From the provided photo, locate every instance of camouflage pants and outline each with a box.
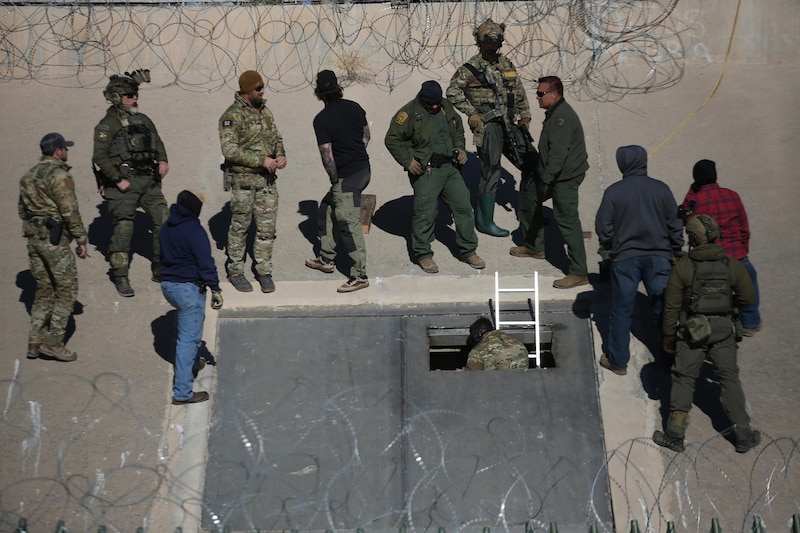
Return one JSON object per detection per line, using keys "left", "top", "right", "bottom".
{"left": 104, "top": 175, "right": 168, "bottom": 277}
{"left": 476, "top": 122, "right": 537, "bottom": 195}
{"left": 227, "top": 179, "right": 278, "bottom": 276}
{"left": 27, "top": 237, "right": 78, "bottom": 347}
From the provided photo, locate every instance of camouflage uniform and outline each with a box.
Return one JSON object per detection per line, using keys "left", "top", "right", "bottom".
{"left": 447, "top": 18, "right": 537, "bottom": 238}
{"left": 18, "top": 155, "right": 87, "bottom": 348}
{"left": 93, "top": 106, "right": 169, "bottom": 280}
{"left": 219, "top": 92, "right": 285, "bottom": 277}
{"left": 447, "top": 51, "right": 533, "bottom": 193}
{"left": 467, "top": 330, "right": 529, "bottom": 370}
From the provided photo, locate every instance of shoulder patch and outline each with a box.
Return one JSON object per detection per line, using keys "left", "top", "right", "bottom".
{"left": 555, "top": 117, "right": 566, "bottom": 127}
{"left": 96, "top": 130, "right": 108, "bottom": 141}
{"left": 395, "top": 111, "right": 408, "bottom": 125}
{"left": 222, "top": 119, "right": 233, "bottom": 128}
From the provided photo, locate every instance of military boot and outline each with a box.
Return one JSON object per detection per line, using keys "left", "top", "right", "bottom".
{"left": 114, "top": 276, "right": 135, "bottom": 298}
{"left": 653, "top": 411, "right": 688, "bottom": 452}
{"left": 26, "top": 342, "right": 41, "bottom": 360}
{"left": 39, "top": 344, "right": 77, "bottom": 362}
{"left": 151, "top": 262, "right": 162, "bottom": 283}
{"left": 475, "top": 194, "right": 509, "bottom": 237}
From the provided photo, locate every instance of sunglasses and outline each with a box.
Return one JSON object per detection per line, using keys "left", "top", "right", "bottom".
{"left": 123, "top": 92, "right": 138, "bottom": 98}
{"left": 254, "top": 85, "right": 265, "bottom": 92}
{"left": 536, "top": 90, "right": 553, "bottom": 98}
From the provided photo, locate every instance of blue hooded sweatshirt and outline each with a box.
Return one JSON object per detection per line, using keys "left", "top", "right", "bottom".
{"left": 594, "top": 145, "right": 684, "bottom": 262}
{"left": 159, "top": 203, "right": 221, "bottom": 291}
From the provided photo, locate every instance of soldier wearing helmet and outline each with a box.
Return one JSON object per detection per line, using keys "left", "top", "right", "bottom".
{"left": 655, "top": 214, "right": 759, "bottom": 454}
{"left": 446, "top": 18, "right": 536, "bottom": 238}
{"left": 92, "top": 70, "right": 169, "bottom": 297}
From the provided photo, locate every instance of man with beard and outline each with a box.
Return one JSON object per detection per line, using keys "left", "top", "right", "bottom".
{"left": 219, "top": 70, "right": 287, "bottom": 294}
{"left": 92, "top": 70, "right": 169, "bottom": 297}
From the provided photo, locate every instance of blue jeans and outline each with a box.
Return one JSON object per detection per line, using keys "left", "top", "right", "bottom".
{"left": 739, "top": 256, "right": 761, "bottom": 328}
{"left": 606, "top": 255, "right": 672, "bottom": 370}
{"left": 161, "top": 281, "right": 206, "bottom": 401}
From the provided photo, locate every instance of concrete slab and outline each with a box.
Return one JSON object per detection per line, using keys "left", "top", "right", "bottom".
{"left": 202, "top": 304, "right": 610, "bottom": 532}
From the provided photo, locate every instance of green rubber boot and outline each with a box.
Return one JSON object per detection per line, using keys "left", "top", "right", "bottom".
{"left": 476, "top": 194, "right": 510, "bottom": 237}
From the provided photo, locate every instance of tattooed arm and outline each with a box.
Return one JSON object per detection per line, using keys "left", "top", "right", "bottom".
{"left": 318, "top": 142, "right": 338, "bottom": 184}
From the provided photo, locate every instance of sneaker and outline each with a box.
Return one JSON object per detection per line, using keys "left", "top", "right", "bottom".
{"left": 734, "top": 429, "right": 761, "bottom": 453}
{"left": 114, "top": 276, "right": 135, "bottom": 297}
{"left": 461, "top": 254, "right": 486, "bottom": 270}
{"left": 509, "top": 246, "right": 545, "bottom": 259}
{"left": 653, "top": 430, "right": 685, "bottom": 452}
{"left": 742, "top": 322, "right": 762, "bottom": 337}
{"left": 151, "top": 263, "right": 161, "bottom": 283}
{"left": 338, "top": 276, "right": 369, "bottom": 293}
{"left": 172, "top": 391, "right": 209, "bottom": 405}
{"left": 258, "top": 274, "right": 275, "bottom": 293}
{"left": 305, "top": 256, "right": 335, "bottom": 274}
{"left": 599, "top": 353, "right": 627, "bottom": 375}
{"left": 26, "top": 342, "right": 41, "bottom": 360}
{"left": 418, "top": 257, "right": 439, "bottom": 274}
{"left": 39, "top": 344, "right": 77, "bottom": 362}
{"left": 228, "top": 273, "right": 253, "bottom": 293}
{"left": 553, "top": 275, "right": 589, "bottom": 289}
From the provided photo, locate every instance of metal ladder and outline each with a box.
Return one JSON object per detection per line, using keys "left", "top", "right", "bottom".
{"left": 493, "top": 271, "right": 541, "bottom": 366}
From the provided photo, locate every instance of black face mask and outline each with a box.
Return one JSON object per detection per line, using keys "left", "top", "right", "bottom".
{"left": 420, "top": 100, "right": 441, "bottom": 115}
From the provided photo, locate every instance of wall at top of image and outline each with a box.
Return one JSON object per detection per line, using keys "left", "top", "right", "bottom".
{"left": 0, "top": 0, "right": 797, "bottom": 99}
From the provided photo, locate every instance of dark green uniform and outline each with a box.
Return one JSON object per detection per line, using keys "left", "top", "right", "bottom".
{"left": 661, "top": 243, "right": 756, "bottom": 443}
{"left": 521, "top": 98, "right": 589, "bottom": 276}
{"left": 93, "top": 106, "right": 169, "bottom": 279}
{"left": 384, "top": 96, "right": 479, "bottom": 261}
{"left": 18, "top": 155, "right": 87, "bottom": 349}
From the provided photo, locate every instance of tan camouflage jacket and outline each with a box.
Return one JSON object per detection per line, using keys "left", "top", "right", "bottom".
{"left": 446, "top": 53, "right": 531, "bottom": 123}
{"left": 219, "top": 92, "right": 285, "bottom": 184}
{"left": 466, "top": 330, "right": 529, "bottom": 370}
{"left": 18, "top": 155, "right": 87, "bottom": 245}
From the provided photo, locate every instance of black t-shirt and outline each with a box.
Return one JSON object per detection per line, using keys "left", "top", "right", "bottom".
{"left": 313, "top": 99, "right": 370, "bottom": 177}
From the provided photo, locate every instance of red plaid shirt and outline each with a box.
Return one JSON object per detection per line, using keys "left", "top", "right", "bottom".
{"left": 681, "top": 183, "right": 750, "bottom": 259}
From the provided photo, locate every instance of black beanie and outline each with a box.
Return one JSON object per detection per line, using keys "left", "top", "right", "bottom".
{"left": 177, "top": 190, "right": 203, "bottom": 217}
{"left": 418, "top": 81, "right": 443, "bottom": 104}
{"left": 692, "top": 159, "right": 717, "bottom": 190}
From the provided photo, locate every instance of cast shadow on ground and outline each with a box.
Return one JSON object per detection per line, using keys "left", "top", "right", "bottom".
{"left": 151, "top": 310, "right": 215, "bottom": 367}
{"left": 208, "top": 202, "right": 258, "bottom": 277}
{"left": 296, "top": 199, "right": 355, "bottom": 277}
{"left": 87, "top": 202, "right": 159, "bottom": 281}
{"left": 372, "top": 195, "right": 462, "bottom": 263}
{"left": 16, "top": 270, "right": 83, "bottom": 346}
{"left": 573, "top": 284, "right": 733, "bottom": 440}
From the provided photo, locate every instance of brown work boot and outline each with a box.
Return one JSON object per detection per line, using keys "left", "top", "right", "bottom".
{"left": 742, "top": 322, "right": 762, "bottom": 337}
{"left": 553, "top": 274, "right": 589, "bottom": 289}
{"left": 258, "top": 274, "right": 275, "bottom": 293}
{"left": 599, "top": 353, "right": 627, "bottom": 375}
{"left": 39, "top": 344, "right": 77, "bottom": 362}
{"left": 305, "top": 256, "right": 335, "bottom": 274}
{"left": 418, "top": 257, "right": 439, "bottom": 274}
{"left": 172, "top": 391, "right": 210, "bottom": 405}
{"left": 461, "top": 254, "right": 486, "bottom": 270}
{"left": 26, "top": 342, "right": 41, "bottom": 359}
{"left": 509, "top": 246, "right": 545, "bottom": 259}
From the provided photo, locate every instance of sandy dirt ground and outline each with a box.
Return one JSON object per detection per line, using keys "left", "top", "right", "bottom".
{"left": 1, "top": 18, "right": 799, "bottom": 532}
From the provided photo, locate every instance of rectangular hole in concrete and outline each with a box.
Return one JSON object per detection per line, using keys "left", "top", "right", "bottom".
{"left": 427, "top": 325, "right": 554, "bottom": 370}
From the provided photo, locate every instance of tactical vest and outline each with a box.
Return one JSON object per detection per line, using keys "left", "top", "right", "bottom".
{"left": 109, "top": 115, "right": 158, "bottom": 168}
{"left": 690, "top": 257, "right": 733, "bottom": 316}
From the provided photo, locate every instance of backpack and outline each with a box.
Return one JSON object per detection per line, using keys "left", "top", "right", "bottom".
{"left": 690, "top": 257, "right": 732, "bottom": 316}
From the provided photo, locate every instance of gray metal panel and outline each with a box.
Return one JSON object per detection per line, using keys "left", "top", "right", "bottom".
{"left": 204, "top": 305, "right": 611, "bottom": 532}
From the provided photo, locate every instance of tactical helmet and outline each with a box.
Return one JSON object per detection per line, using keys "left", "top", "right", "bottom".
{"left": 474, "top": 18, "right": 505, "bottom": 46}
{"left": 685, "top": 214, "right": 720, "bottom": 246}
{"left": 103, "top": 69, "right": 150, "bottom": 106}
